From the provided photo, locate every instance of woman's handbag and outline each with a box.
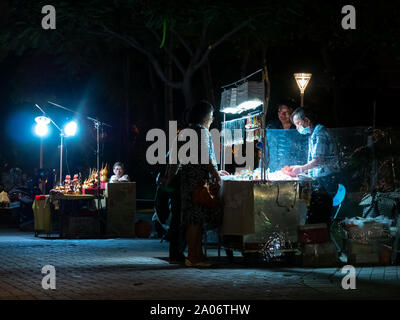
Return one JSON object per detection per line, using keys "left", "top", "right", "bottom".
{"left": 193, "top": 182, "right": 219, "bottom": 209}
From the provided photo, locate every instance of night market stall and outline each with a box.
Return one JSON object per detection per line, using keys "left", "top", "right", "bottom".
{"left": 30, "top": 102, "right": 136, "bottom": 238}
{"left": 215, "top": 70, "right": 315, "bottom": 264}
{"left": 215, "top": 71, "right": 400, "bottom": 266}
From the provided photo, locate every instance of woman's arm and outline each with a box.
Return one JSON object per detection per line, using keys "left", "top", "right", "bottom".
{"left": 165, "top": 163, "right": 179, "bottom": 186}
{"left": 206, "top": 163, "right": 221, "bottom": 183}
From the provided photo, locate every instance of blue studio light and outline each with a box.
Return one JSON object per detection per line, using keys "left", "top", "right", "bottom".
{"left": 34, "top": 116, "right": 51, "bottom": 137}
{"left": 64, "top": 120, "right": 78, "bottom": 137}
{"left": 34, "top": 123, "right": 49, "bottom": 137}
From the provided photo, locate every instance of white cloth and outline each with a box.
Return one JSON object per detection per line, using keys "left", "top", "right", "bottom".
{"left": 109, "top": 174, "right": 130, "bottom": 183}
{"left": 220, "top": 180, "right": 255, "bottom": 235}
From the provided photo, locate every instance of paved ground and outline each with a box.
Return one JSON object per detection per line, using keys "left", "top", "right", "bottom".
{"left": 0, "top": 229, "right": 399, "bottom": 300}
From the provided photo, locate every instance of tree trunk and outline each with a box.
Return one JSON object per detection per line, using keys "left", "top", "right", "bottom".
{"left": 206, "top": 57, "right": 216, "bottom": 106}
{"left": 164, "top": 51, "right": 174, "bottom": 127}
{"left": 124, "top": 51, "right": 131, "bottom": 163}
{"left": 262, "top": 46, "right": 271, "bottom": 127}
{"left": 148, "top": 60, "right": 160, "bottom": 127}
{"left": 201, "top": 57, "right": 216, "bottom": 106}
{"left": 183, "top": 70, "right": 194, "bottom": 112}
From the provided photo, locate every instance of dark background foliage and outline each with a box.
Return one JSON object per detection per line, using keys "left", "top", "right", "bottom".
{"left": 1, "top": 0, "right": 399, "bottom": 198}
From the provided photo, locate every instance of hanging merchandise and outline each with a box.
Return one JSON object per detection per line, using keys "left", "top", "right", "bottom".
{"left": 224, "top": 118, "right": 245, "bottom": 146}
{"left": 246, "top": 129, "right": 255, "bottom": 142}
{"left": 245, "top": 114, "right": 262, "bottom": 130}
{"left": 254, "top": 128, "right": 262, "bottom": 141}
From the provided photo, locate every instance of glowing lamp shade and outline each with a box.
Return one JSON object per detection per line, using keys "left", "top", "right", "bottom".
{"left": 35, "top": 116, "right": 51, "bottom": 125}
{"left": 64, "top": 121, "right": 77, "bottom": 137}
{"left": 35, "top": 123, "right": 49, "bottom": 137}
{"left": 236, "top": 100, "right": 262, "bottom": 111}
{"left": 294, "top": 73, "right": 312, "bottom": 94}
{"left": 294, "top": 73, "right": 312, "bottom": 107}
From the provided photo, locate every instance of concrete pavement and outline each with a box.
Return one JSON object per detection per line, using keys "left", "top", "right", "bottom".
{"left": 0, "top": 229, "right": 399, "bottom": 300}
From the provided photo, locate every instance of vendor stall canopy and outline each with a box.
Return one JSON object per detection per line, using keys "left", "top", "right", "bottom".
{"left": 220, "top": 81, "right": 265, "bottom": 114}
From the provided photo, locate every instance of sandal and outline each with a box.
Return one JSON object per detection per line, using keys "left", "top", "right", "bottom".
{"left": 185, "top": 259, "right": 213, "bottom": 268}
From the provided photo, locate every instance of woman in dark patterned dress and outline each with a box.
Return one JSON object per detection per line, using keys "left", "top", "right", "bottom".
{"left": 180, "top": 101, "right": 225, "bottom": 267}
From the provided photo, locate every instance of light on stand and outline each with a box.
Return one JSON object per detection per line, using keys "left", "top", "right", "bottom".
{"left": 294, "top": 73, "right": 312, "bottom": 107}
{"left": 64, "top": 121, "right": 78, "bottom": 137}
{"left": 35, "top": 116, "right": 51, "bottom": 125}
{"left": 34, "top": 123, "right": 49, "bottom": 137}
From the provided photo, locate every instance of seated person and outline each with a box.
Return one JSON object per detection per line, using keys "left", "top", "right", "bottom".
{"left": 109, "top": 162, "right": 130, "bottom": 183}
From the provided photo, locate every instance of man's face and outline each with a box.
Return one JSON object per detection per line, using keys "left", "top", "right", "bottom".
{"left": 113, "top": 166, "right": 123, "bottom": 178}
{"left": 278, "top": 105, "right": 292, "bottom": 124}
{"left": 292, "top": 115, "right": 310, "bottom": 131}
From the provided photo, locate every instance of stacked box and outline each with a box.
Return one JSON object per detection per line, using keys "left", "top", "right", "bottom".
{"left": 345, "top": 239, "right": 391, "bottom": 265}
{"left": 105, "top": 182, "right": 136, "bottom": 237}
{"left": 343, "top": 218, "right": 393, "bottom": 265}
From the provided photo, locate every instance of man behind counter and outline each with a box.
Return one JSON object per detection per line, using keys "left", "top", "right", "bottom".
{"left": 288, "top": 107, "right": 339, "bottom": 225}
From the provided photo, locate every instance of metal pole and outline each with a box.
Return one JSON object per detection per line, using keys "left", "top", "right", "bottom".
{"left": 371, "top": 101, "right": 377, "bottom": 190}
{"left": 300, "top": 92, "right": 304, "bottom": 107}
{"left": 39, "top": 138, "right": 44, "bottom": 194}
{"left": 40, "top": 138, "right": 43, "bottom": 169}
{"left": 96, "top": 121, "right": 100, "bottom": 184}
{"left": 59, "top": 134, "right": 64, "bottom": 185}
{"left": 222, "top": 113, "right": 226, "bottom": 171}
{"left": 95, "top": 121, "right": 101, "bottom": 213}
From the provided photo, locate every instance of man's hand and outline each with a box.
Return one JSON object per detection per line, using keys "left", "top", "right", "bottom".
{"left": 289, "top": 165, "right": 304, "bottom": 176}
{"left": 218, "top": 170, "right": 230, "bottom": 176}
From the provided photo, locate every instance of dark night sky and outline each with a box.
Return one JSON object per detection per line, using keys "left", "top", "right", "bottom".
{"left": 1, "top": 1, "right": 400, "bottom": 198}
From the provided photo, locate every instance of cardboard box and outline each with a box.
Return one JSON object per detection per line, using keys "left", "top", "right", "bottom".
{"left": 348, "top": 253, "right": 380, "bottom": 265}
{"left": 345, "top": 239, "right": 380, "bottom": 255}
{"left": 346, "top": 239, "right": 392, "bottom": 265}
{"left": 299, "top": 223, "right": 330, "bottom": 244}
{"left": 105, "top": 182, "right": 136, "bottom": 237}
{"left": 302, "top": 242, "right": 339, "bottom": 267}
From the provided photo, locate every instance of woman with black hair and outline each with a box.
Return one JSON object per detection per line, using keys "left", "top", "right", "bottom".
{"left": 179, "top": 101, "right": 226, "bottom": 267}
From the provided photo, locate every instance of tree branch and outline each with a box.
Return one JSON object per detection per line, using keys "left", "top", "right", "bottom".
{"left": 171, "top": 28, "right": 193, "bottom": 57}
{"left": 148, "top": 27, "right": 185, "bottom": 75}
{"left": 100, "top": 23, "right": 149, "bottom": 55}
{"left": 147, "top": 53, "right": 183, "bottom": 89}
{"left": 99, "top": 24, "right": 182, "bottom": 89}
{"left": 193, "top": 19, "right": 250, "bottom": 70}
{"left": 192, "top": 18, "right": 210, "bottom": 64}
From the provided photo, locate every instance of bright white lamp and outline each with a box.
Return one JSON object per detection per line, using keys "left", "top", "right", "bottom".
{"left": 64, "top": 121, "right": 77, "bottom": 137}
